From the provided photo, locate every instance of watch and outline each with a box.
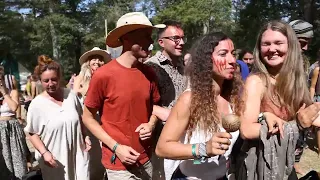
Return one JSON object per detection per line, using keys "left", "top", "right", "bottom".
{"left": 198, "top": 142, "right": 208, "bottom": 158}
{"left": 258, "top": 112, "right": 265, "bottom": 123}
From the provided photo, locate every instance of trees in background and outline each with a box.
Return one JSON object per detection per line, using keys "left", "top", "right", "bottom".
{"left": 1, "top": 0, "right": 320, "bottom": 80}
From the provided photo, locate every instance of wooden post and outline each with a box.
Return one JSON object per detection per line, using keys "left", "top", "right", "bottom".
{"left": 105, "top": 19, "right": 108, "bottom": 51}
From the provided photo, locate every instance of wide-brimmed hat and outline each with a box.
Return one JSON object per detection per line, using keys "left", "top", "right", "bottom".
{"left": 289, "top": 19, "right": 313, "bottom": 38}
{"left": 106, "top": 12, "right": 166, "bottom": 48}
{"left": 79, "top": 47, "right": 111, "bottom": 65}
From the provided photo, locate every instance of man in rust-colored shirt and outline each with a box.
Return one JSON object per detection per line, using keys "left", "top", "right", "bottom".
{"left": 82, "top": 12, "right": 165, "bottom": 180}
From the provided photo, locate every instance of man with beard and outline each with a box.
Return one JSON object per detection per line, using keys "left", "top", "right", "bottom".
{"left": 289, "top": 19, "right": 314, "bottom": 177}
{"left": 82, "top": 12, "right": 165, "bottom": 180}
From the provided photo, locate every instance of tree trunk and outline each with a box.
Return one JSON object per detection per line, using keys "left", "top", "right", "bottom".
{"left": 300, "top": 0, "right": 314, "bottom": 23}
{"left": 49, "top": 0, "right": 60, "bottom": 61}
{"left": 203, "top": 20, "right": 209, "bottom": 34}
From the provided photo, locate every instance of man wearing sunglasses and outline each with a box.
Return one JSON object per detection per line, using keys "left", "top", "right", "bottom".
{"left": 145, "top": 20, "right": 187, "bottom": 180}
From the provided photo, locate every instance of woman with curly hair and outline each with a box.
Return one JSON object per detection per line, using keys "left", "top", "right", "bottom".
{"left": 156, "top": 32, "right": 244, "bottom": 180}
{"left": 239, "top": 21, "right": 320, "bottom": 179}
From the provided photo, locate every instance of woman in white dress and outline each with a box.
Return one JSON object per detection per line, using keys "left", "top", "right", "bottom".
{"left": 24, "top": 59, "right": 90, "bottom": 180}
{"left": 156, "top": 32, "right": 244, "bottom": 180}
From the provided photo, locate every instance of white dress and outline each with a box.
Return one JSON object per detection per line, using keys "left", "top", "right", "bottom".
{"left": 24, "top": 88, "right": 89, "bottom": 180}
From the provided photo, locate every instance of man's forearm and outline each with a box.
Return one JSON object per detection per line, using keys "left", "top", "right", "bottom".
{"left": 152, "top": 105, "right": 171, "bottom": 122}
{"left": 82, "top": 109, "right": 117, "bottom": 149}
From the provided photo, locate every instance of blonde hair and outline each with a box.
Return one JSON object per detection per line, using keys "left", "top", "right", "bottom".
{"left": 78, "top": 61, "right": 92, "bottom": 97}
{"left": 253, "top": 20, "right": 312, "bottom": 117}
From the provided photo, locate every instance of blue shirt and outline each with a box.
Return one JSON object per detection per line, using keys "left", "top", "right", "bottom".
{"left": 237, "top": 60, "right": 250, "bottom": 80}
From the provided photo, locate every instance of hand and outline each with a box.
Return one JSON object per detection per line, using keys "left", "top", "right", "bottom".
{"left": 115, "top": 144, "right": 140, "bottom": 165}
{"left": 263, "top": 112, "right": 285, "bottom": 139}
{"left": 135, "top": 123, "right": 154, "bottom": 140}
{"left": 205, "top": 132, "right": 232, "bottom": 157}
{"left": 84, "top": 136, "right": 91, "bottom": 152}
{"left": 297, "top": 103, "right": 320, "bottom": 128}
{"left": 42, "top": 151, "right": 58, "bottom": 168}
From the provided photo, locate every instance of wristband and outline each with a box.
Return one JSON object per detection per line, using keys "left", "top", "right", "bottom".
{"left": 111, "top": 143, "right": 119, "bottom": 164}
{"left": 191, "top": 144, "right": 198, "bottom": 158}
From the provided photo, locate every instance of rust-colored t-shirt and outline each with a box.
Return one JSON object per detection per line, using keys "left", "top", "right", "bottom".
{"left": 84, "top": 59, "right": 160, "bottom": 170}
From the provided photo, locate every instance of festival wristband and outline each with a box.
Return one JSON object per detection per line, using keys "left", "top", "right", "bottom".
{"left": 111, "top": 143, "right": 119, "bottom": 164}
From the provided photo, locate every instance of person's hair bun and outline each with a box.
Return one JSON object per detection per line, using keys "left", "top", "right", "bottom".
{"left": 37, "top": 55, "right": 54, "bottom": 66}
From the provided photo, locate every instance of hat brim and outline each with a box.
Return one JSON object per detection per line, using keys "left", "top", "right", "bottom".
{"left": 106, "top": 24, "right": 165, "bottom": 48}
{"left": 79, "top": 50, "right": 111, "bottom": 65}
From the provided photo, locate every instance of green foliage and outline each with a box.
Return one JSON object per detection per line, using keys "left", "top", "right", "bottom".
{"left": 1, "top": 0, "right": 320, "bottom": 81}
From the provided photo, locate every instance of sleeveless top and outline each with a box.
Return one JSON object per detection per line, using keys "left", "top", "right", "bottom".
{"left": 260, "top": 88, "right": 290, "bottom": 121}
{"left": 0, "top": 102, "right": 15, "bottom": 117}
{"left": 178, "top": 89, "right": 239, "bottom": 179}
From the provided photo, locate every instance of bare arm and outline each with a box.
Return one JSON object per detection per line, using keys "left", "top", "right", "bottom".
{"left": 155, "top": 91, "right": 231, "bottom": 159}
{"left": 28, "top": 133, "right": 48, "bottom": 155}
{"left": 73, "top": 75, "right": 83, "bottom": 95}
{"left": 155, "top": 91, "right": 195, "bottom": 159}
{"left": 82, "top": 106, "right": 117, "bottom": 149}
{"left": 31, "top": 81, "right": 36, "bottom": 98}
{"left": 152, "top": 105, "right": 171, "bottom": 122}
{"left": 240, "top": 75, "right": 265, "bottom": 139}
{"left": 4, "top": 89, "right": 19, "bottom": 112}
{"left": 310, "top": 67, "right": 319, "bottom": 99}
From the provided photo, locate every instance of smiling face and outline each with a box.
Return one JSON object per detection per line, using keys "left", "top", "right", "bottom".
{"left": 88, "top": 55, "right": 104, "bottom": 71}
{"left": 212, "top": 39, "right": 236, "bottom": 80}
{"left": 260, "top": 29, "right": 288, "bottom": 68}
{"left": 158, "top": 26, "right": 185, "bottom": 57}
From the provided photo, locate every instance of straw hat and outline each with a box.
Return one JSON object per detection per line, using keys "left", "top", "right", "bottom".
{"left": 79, "top": 47, "right": 111, "bottom": 65}
{"left": 106, "top": 12, "right": 166, "bottom": 48}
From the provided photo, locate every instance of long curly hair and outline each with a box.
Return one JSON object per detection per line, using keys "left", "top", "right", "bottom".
{"left": 186, "top": 32, "right": 244, "bottom": 139}
{"left": 253, "top": 21, "right": 312, "bottom": 118}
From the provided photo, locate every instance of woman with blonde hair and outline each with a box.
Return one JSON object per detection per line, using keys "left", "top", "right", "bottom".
{"left": 156, "top": 32, "right": 244, "bottom": 180}
{"left": 239, "top": 20, "right": 320, "bottom": 179}
{"left": 73, "top": 47, "right": 111, "bottom": 101}
{"left": 73, "top": 47, "right": 111, "bottom": 180}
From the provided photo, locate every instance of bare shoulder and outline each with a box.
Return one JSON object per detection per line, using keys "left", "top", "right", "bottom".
{"left": 245, "top": 74, "right": 264, "bottom": 85}
{"left": 176, "top": 90, "right": 192, "bottom": 107}
{"left": 244, "top": 74, "right": 265, "bottom": 96}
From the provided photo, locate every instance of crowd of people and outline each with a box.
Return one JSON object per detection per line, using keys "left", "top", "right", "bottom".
{"left": 1, "top": 11, "right": 320, "bottom": 180}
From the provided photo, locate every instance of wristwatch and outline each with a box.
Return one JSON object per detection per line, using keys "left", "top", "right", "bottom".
{"left": 198, "top": 142, "right": 208, "bottom": 158}
{"left": 258, "top": 112, "right": 265, "bottom": 123}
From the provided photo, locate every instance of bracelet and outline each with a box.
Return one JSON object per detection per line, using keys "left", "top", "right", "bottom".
{"left": 191, "top": 144, "right": 198, "bottom": 158}
{"left": 111, "top": 143, "right": 119, "bottom": 164}
{"left": 41, "top": 150, "right": 49, "bottom": 156}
